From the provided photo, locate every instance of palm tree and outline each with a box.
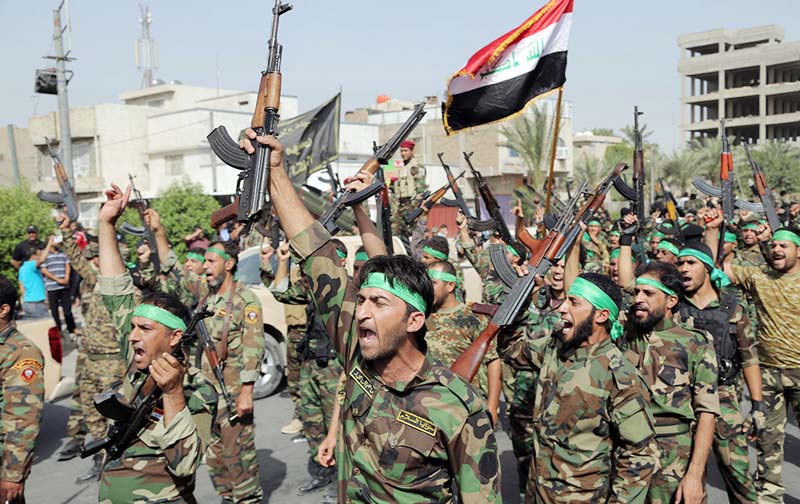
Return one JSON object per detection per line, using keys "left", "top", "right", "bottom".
{"left": 574, "top": 153, "right": 605, "bottom": 188}
{"left": 751, "top": 140, "right": 800, "bottom": 193}
{"left": 662, "top": 149, "right": 700, "bottom": 192}
{"left": 498, "top": 104, "right": 556, "bottom": 188}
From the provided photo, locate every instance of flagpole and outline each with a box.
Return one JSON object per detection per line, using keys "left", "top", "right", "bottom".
{"left": 544, "top": 87, "right": 564, "bottom": 215}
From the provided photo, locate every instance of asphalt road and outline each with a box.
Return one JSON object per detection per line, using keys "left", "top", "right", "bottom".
{"left": 24, "top": 356, "right": 800, "bottom": 503}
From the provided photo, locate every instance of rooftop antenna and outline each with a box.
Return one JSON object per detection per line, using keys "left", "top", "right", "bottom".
{"left": 135, "top": 5, "right": 158, "bottom": 88}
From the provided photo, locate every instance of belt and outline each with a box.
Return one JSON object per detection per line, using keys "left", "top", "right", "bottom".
{"left": 653, "top": 420, "right": 691, "bottom": 437}
{"left": 86, "top": 352, "right": 123, "bottom": 361}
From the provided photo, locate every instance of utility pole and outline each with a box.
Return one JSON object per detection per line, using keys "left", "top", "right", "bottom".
{"left": 136, "top": 5, "right": 158, "bottom": 88}
{"left": 46, "top": 2, "right": 74, "bottom": 180}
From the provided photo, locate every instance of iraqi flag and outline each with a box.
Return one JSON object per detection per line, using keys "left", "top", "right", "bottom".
{"left": 442, "top": 0, "right": 573, "bottom": 135}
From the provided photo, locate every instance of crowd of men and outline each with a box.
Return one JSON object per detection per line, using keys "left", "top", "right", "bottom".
{"left": 0, "top": 131, "right": 799, "bottom": 504}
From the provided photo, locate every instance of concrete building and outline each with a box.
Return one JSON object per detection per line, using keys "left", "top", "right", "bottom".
{"left": 679, "top": 25, "right": 800, "bottom": 144}
{"left": 573, "top": 131, "right": 624, "bottom": 162}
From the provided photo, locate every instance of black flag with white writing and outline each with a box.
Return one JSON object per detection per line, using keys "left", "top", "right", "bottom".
{"left": 282, "top": 93, "right": 340, "bottom": 185}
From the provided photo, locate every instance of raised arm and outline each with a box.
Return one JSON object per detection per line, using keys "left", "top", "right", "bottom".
{"left": 98, "top": 184, "right": 131, "bottom": 277}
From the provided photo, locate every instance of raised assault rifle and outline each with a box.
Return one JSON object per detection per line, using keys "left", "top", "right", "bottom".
{"left": 743, "top": 142, "right": 781, "bottom": 232}
{"left": 80, "top": 306, "right": 214, "bottom": 460}
{"left": 404, "top": 171, "right": 466, "bottom": 224}
{"left": 464, "top": 151, "right": 528, "bottom": 261}
{"left": 451, "top": 162, "right": 628, "bottom": 382}
{"left": 612, "top": 107, "right": 647, "bottom": 258}
{"left": 119, "top": 174, "right": 161, "bottom": 275}
{"left": 318, "top": 103, "right": 426, "bottom": 235}
{"left": 37, "top": 138, "right": 79, "bottom": 221}
{"left": 208, "top": 0, "right": 292, "bottom": 234}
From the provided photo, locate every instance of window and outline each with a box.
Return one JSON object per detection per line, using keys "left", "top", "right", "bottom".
{"left": 72, "top": 141, "right": 93, "bottom": 177}
{"left": 166, "top": 154, "right": 184, "bottom": 176}
{"left": 556, "top": 138, "right": 568, "bottom": 160}
{"left": 508, "top": 147, "right": 520, "bottom": 158}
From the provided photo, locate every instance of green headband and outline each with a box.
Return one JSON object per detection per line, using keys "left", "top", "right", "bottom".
{"left": 635, "top": 276, "right": 676, "bottom": 297}
{"left": 677, "top": 248, "right": 731, "bottom": 289}
{"left": 428, "top": 269, "right": 458, "bottom": 284}
{"left": 609, "top": 248, "right": 635, "bottom": 262}
{"left": 207, "top": 246, "right": 232, "bottom": 261}
{"left": 567, "top": 277, "right": 623, "bottom": 341}
{"left": 724, "top": 231, "right": 737, "bottom": 244}
{"left": 587, "top": 220, "right": 601, "bottom": 227}
{"left": 506, "top": 245, "right": 520, "bottom": 257}
{"left": 335, "top": 249, "right": 347, "bottom": 260}
{"left": 651, "top": 231, "right": 666, "bottom": 239}
{"left": 354, "top": 251, "right": 369, "bottom": 262}
{"left": 423, "top": 246, "right": 448, "bottom": 261}
{"left": 610, "top": 230, "right": 621, "bottom": 237}
{"left": 773, "top": 229, "right": 800, "bottom": 246}
{"left": 361, "top": 272, "right": 427, "bottom": 314}
{"left": 657, "top": 241, "right": 680, "bottom": 256}
{"left": 742, "top": 222, "right": 759, "bottom": 231}
{"left": 186, "top": 252, "right": 205, "bottom": 262}
{"left": 132, "top": 304, "right": 188, "bottom": 332}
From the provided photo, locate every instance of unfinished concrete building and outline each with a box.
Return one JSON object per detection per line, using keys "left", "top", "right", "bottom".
{"left": 679, "top": 25, "right": 800, "bottom": 144}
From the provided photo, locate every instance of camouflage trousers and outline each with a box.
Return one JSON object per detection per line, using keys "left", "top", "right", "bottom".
{"left": 711, "top": 382, "right": 756, "bottom": 503}
{"left": 508, "top": 369, "right": 535, "bottom": 496}
{"left": 755, "top": 366, "right": 800, "bottom": 503}
{"left": 207, "top": 401, "right": 263, "bottom": 503}
{"left": 286, "top": 327, "right": 304, "bottom": 415}
{"left": 299, "top": 358, "right": 343, "bottom": 463}
{"left": 648, "top": 431, "right": 705, "bottom": 504}
{"left": 66, "top": 349, "right": 87, "bottom": 441}
{"left": 79, "top": 354, "right": 126, "bottom": 440}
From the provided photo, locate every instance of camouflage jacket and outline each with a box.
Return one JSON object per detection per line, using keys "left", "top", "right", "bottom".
{"left": 617, "top": 318, "right": 721, "bottom": 429}
{"left": 161, "top": 253, "right": 266, "bottom": 398}
{"left": 63, "top": 228, "right": 121, "bottom": 356}
{"left": 426, "top": 302, "right": 498, "bottom": 398}
{"left": 734, "top": 244, "right": 768, "bottom": 271}
{"left": 499, "top": 327, "right": 657, "bottom": 503}
{"left": 0, "top": 324, "right": 44, "bottom": 483}
{"left": 290, "top": 221, "right": 502, "bottom": 503}
{"left": 461, "top": 240, "right": 506, "bottom": 304}
{"left": 97, "top": 273, "right": 218, "bottom": 504}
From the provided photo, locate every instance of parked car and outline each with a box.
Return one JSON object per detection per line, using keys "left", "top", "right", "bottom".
{"left": 16, "top": 317, "right": 75, "bottom": 402}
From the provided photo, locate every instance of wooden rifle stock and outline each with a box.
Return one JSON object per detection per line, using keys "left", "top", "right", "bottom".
{"left": 451, "top": 322, "right": 501, "bottom": 382}
{"left": 211, "top": 197, "right": 239, "bottom": 229}
{"left": 471, "top": 302, "right": 498, "bottom": 318}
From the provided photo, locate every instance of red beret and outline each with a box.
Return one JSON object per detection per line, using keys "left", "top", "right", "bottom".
{"left": 400, "top": 140, "right": 415, "bottom": 149}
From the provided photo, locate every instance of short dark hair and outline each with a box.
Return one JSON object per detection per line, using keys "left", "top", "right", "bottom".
{"left": 577, "top": 272, "right": 621, "bottom": 334}
{"left": 187, "top": 246, "right": 206, "bottom": 257}
{"left": 0, "top": 276, "right": 19, "bottom": 320}
{"left": 208, "top": 241, "right": 238, "bottom": 274}
{"left": 636, "top": 261, "right": 684, "bottom": 298}
{"left": 662, "top": 238, "right": 681, "bottom": 251}
{"left": 331, "top": 239, "right": 347, "bottom": 260}
{"left": 424, "top": 236, "right": 449, "bottom": 257}
{"left": 140, "top": 291, "right": 192, "bottom": 328}
{"left": 357, "top": 255, "right": 433, "bottom": 341}
{"left": 429, "top": 260, "right": 456, "bottom": 277}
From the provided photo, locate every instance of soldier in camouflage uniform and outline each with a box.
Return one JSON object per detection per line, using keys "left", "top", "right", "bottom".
{"left": 0, "top": 276, "right": 44, "bottom": 504}
{"left": 425, "top": 260, "right": 501, "bottom": 425}
{"left": 269, "top": 242, "right": 344, "bottom": 494}
{"left": 419, "top": 236, "right": 466, "bottom": 296}
{"left": 59, "top": 216, "right": 128, "bottom": 481}
{"left": 676, "top": 242, "right": 764, "bottom": 503}
{"left": 617, "top": 261, "right": 721, "bottom": 504}
{"left": 156, "top": 234, "right": 266, "bottom": 504}
{"left": 582, "top": 219, "right": 609, "bottom": 274}
{"left": 499, "top": 272, "right": 657, "bottom": 503}
{"left": 94, "top": 183, "right": 218, "bottom": 504}
{"left": 506, "top": 260, "right": 566, "bottom": 498}
{"left": 711, "top": 221, "right": 800, "bottom": 503}
{"left": 242, "top": 131, "right": 501, "bottom": 502}
{"left": 390, "top": 139, "right": 427, "bottom": 243}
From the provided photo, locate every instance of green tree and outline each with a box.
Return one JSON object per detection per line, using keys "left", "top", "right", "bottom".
{"left": 574, "top": 153, "right": 605, "bottom": 188}
{"left": 591, "top": 128, "right": 614, "bottom": 136}
{"left": 750, "top": 140, "right": 800, "bottom": 193}
{"left": 604, "top": 143, "right": 633, "bottom": 167}
{"left": 662, "top": 149, "right": 701, "bottom": 192}
{"left": 0, "top": 184, "right": 56, "bottom": 282}
{"left": 151, "top": 180, "right": 220, "bottom": 260}
{"left": 498, "top": 105, "right": 557, "bottom": 187}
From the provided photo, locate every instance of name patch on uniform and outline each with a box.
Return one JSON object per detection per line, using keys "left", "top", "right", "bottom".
{"left": 245, "top": 306, "right": 259, "bottom": 324}
{"left": 396, "top": 410, "right": 437, "bottom": 437}
{"left": 349, "top": 366, "right": 375, "bottom": 398}
{"left": 12, "top": 359, "right": 43, "bottom": 371}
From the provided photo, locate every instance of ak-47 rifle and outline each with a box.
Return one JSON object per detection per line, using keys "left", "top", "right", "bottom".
{"left": 452, "top": 162, "right": 628, "bottom": 382}
{"left": 404, "top": 171, "right": 466, "bottom": 224}
{"left": 436, "top": 153, "right": 485, "bottom": 245}
{"left": 318, "top": 103, "right": 426, "bottom": 235}
{"left": 612, "top": 107, "right": 647, "bottom": 259}
{"left": 463, "top": 151, "right": 528, "bottom": 261}
{"left": 195, "top": 315, "right": 238, "bottom": 422}
{"left": 318, "top": 162, "right": 342, "bottom": 199}
{"left": 120, "top": 174, "right": 161, "bottom": 275}
{"left": 208, "top": 0, "right": 292, "bottom": 233}
{"left": 375, "top": 168, "right": 394, "bottom": 254}
{"left": 743, "top": 142, "right": 781, "bottom": 231}
{"left": 80, "top": 305, "right": 214, "bottom": 460}
{"left": 654, "top": 179, "right": 685, "bottom": 243}
{"left": 37, "top": 138, "right": 79, "bottom": 221}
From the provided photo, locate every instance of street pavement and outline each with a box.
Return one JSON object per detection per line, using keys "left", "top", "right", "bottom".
{"left": 25, "top": 360, "right": 800, "bottom": 503}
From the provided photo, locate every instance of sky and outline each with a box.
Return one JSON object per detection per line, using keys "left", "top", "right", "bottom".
{"left": 1, "top": 0, "right": 797, "bottom": 152}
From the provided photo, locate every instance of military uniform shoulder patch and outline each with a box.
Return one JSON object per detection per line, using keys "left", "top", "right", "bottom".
{"left": 396, "top": 409, "right": 437, "bottom": 437}
{"left": 244, "top": 305, "right": 259, "bottom": 324}
{"left": 349, "top": 365, "right": 375, "bottom": 398}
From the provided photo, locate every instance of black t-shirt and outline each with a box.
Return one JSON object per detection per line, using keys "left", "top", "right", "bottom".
{"left": 12, "top": 239, "right": 44, "bottom": 262}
